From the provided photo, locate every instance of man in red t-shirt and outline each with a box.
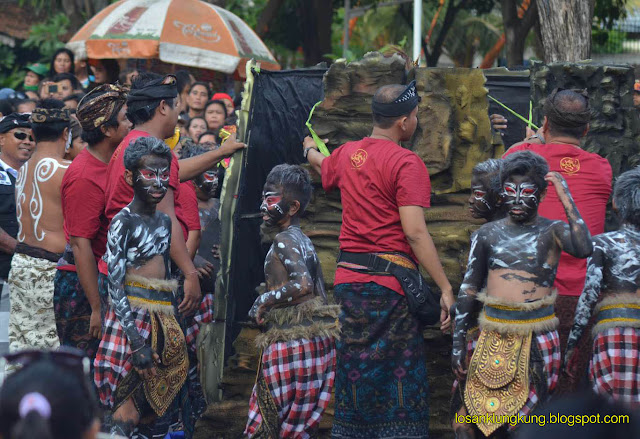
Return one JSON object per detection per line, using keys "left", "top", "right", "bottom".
{"left": 504, "top": 88, "right": 613, "bottom": 393}
{"left": 54, "top": 84, "right": 131, "bottom": 362}
{"left": 305, "top": 81, "right": 453, "bottom": 438}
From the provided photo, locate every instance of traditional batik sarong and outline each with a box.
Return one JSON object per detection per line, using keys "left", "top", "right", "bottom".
{"left": 453, "top": 293, "right": 561, "bottom": 436}
{"left": 332, "top": 282, "right": 430, "bottom": 439}
{"left": 8, "top": 248, "right": 61, "bottom": 353}
{"left": 588, "top": 294, "right": 640, "bottom": 407}
{"left": 94, "top": 275, "right": 188, "bottom": 419}
{"left": 53, "top": 269, "right": 99, "bottom": 361}
{"left": 245, "top": 298, "right": 340, "bottom": 439}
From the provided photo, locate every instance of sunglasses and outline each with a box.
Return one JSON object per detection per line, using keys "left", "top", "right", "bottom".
{"left": 13, "top": 131, "right": 34, "bottom": 142}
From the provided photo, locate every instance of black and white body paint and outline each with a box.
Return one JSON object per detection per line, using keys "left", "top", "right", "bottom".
{"left": 248, "top": 225, "right": 327, "bottom": 320}
{"left": 106, "top": 207, "right": 171, "bottom": 358}
{"left": 565, "top": 225, "right": 640, "bottom": 362}
{"left": 452, "top": 165, "right": 592, "bottom": 379}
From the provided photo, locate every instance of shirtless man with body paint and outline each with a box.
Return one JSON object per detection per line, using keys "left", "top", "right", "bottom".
{"left": 94, "top": 137, "right": 188, "bottom": 438}
{"left": 565, "top": 167, "right": 640, "bottom": 407}
{"left": 452, "top": 150, "right": 592, "bottom": 438}
{"left": 8, "top": 100, "right": 71, "bottom": 354}
{"left": 244, "top": 164, "right": 337, "bottom": 437}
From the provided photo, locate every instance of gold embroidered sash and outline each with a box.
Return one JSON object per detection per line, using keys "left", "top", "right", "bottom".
{"left": 143, "top": 311, "right": 188, "bottom": 417}
{"left": 464, "top": 329, "right": 532, "bottom": 436}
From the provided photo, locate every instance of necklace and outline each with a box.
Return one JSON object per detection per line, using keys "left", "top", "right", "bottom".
{"left": 371, "top": 133, "right": 397, "bottom": 143}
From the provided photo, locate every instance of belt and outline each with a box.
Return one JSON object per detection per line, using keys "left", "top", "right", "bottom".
{"left": 15, "top": 242, "right": 63, "bottom": 263}
{"left": 484, "top": 303, "right": 556, "bottom": 325}
{"left": 595, "top": 304, "right": 640, "bottom": 325}
{"left": 337, "top": 250, "right": 416, "bottom": 273}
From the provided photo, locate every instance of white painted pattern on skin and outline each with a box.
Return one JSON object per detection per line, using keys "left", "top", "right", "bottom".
{"left": 15, "top": 162, "right": 27, "bottom": 242}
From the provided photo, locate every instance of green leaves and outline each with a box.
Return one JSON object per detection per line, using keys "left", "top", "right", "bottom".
{"left": 23, "top": 13, "right": 70, "bottom": 62}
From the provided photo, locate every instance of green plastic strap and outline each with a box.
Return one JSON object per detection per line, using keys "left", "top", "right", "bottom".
{"left": 488, "top": 94, "right": 539, "bottom": 131}
{"left": 528, "top": 100, "right": 533, "bottom": 129}
{"left": 305, "top": 101, "right": 330, "bottom": 157}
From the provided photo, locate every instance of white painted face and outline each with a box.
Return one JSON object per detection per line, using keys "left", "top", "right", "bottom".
{"left": 502, "top": 175, "right": 540, "bottom": 222}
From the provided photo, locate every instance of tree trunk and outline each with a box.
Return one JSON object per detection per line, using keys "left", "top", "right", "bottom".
{"left": 501, "top": 0, "right": 539, "bottom": 68}
{"left": 298, "top": 0, "right": 333, "bottom": 66}
{"left": 256, "top": 0, "right": 286, "bottom": 37}
{"left": 425, "top": 0, "right": 467, "bottom": 67}
{"left": 537, "top": 0, "right": 594, "bottom": 62}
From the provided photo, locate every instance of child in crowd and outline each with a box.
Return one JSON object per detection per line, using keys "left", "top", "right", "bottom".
{"left": 94, "top": 137, "right": 188, "bottom": 438}
{"left": 565, "top": 166, "right": 640, "bottom": 408}
{"left": 244, "top": 164, "right": 340, "bottom": 438}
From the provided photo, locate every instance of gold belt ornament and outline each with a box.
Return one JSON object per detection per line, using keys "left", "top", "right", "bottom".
{"left": 464, "top": 329, "right": 532, "bottom": 436}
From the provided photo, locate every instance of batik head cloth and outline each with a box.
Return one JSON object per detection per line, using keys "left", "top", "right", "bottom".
{"left": 76, "top": 83, "right": 128, "bottom": 131}
{"left": 543, "top": 87, "right": 591, "bottom": 128}
{"left": 371, "top": 80, "right": 421, "bottom": 117}
{"left": 30, "top": 107, "right": 71, "bottom": 124}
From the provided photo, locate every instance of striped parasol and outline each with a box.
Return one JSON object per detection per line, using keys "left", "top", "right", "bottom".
{"left": 66, "top": 0, "right": 280, "bottom": 75}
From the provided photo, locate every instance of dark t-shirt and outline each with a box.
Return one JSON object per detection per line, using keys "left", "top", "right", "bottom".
{"left": 321, "top": 137, "right": 432, "bottom": 294}
{"left": 0, "top": 164, "right": 17, "bottom": 279}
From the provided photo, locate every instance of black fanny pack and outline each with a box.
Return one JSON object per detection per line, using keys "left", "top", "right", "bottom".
{"left": 337, "top": 251, "right": 440, "bottom": 325}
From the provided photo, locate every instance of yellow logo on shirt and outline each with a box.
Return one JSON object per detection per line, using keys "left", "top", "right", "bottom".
{"left": 350, "top": 149, "right": 368, "bottom": 168}
{"left": 560, "top": 157, "right": 580, "bottom": 175}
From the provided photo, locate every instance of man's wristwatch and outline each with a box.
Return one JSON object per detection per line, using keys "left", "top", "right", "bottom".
{"left": 303, "top": 145, "right": 318, "bottom": 158}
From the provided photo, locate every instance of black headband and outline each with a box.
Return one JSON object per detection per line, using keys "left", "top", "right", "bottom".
{"left": 30, "top": 108, "right": 71, "bottom": 124}
{"left": 0, "top": 113, "right": 31, "bottom": 133}
{"left": 371, "top": 80, "right": 421, "bottom": 117}
{"left": 127, "top": 75, "right": 178, "bottom": 104}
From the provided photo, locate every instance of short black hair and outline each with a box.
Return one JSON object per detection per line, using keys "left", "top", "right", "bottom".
{"left": 181, "top": 140, "right": 211, "bottom": 159}
{"left": 31, "top": 99, "right": 70, "bottom": 143}
{"left": 204, "top": 99, "right": 227, "bottom": 118}
{"left": 123, "top": 136, "right": 172, "bottom": 173}
{"left": 189, "top": 81, "right": 211, "bottom": 99}
{"left": 0, "top": 99, "right": 14, "bottom": 116}
{"left": 613, "top": 166, "right": 640, "bottom": 226}
{"left": 501, "top": 151, "right": 549, "bottom": 192}
{"left": 265, "top": 164, "right": 313, "bottom": 213}
{"left": 63, "top": 93, "right": 84, "bottom": 104}
{"left": 52, "top": 73, "right": 81, "bottom": 91}
{"left": 127, "top": 72, "right": 175, "bottom": 126}
{"left": 545, "top": 89, "right": 590, "bottom": 139}
{"left": 15, "top": 99, "right": 37, "bottom": 109}
{"left": 198, "top": 130, "right": 219, "bottom": 143}
{"left": 372, "top": 84, "right": 411, "bottom": 129}
{"left": 94, "top": 59, "right": 121, "bottom": 84}
{"left": 48, "top": 48, "right": 75, "bottom": 77}
{"left": 175, "top": 70, "right": 193, "bottom": 95}
{"left": 472, "top": 158, "right": 503, "bottom": 195}
{"left": 187, "top": 116, "right": 206, "bottom": 131}
{"left": 118, "top": 68, "right": 137, "bottom": 85}
{"left": 0, "top": 359, "right": 98, "bottom": 439}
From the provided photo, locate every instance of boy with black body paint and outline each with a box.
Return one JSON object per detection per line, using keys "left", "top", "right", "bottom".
{"left": 468, "top": 158, "right": 506, "bottom": 222}
{"left": 94, "top": 137, "right": 188, "bottom": 438}
{"left": 244, "top": 164, "right": 338, "bottom": 438}
{"left": 452, "top": 151, "right": 592, "bottom": 438}
{"left": 565, "top": 167, "right": 640, "bottom": 407}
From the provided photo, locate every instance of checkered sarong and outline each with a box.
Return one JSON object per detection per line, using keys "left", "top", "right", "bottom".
{"left": 452, "top": 329, "right": 561, "bottom": 421}
{"left": 590, "top": 327, "right": 640, "bottom": 408}
{"left": 185, "top": 292, "right": 214, "bottom": 353}
{"left": 245, "top": 335, "right": 336, "bottom": 438}
{"left": 94, "top": 306, "right": 152, "bottom": 408}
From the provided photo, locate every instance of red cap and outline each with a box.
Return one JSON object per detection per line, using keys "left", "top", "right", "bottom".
{"left": 212, "top": 92, "right": 233, "bottom": 102}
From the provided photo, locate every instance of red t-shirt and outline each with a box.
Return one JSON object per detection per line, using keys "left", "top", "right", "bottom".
{"left": 100, "top": 130, "right": 186, "bottom": 275}
{"left": 179, "top": 181, "right": 201, "bottom": 232}
{"left": 504, "top": 142, "right": 612, "bottom": 296}
{"left": 59, "top": 149, "right": 110, "bottom": 272}
{"left": 321, "top": 137, "right": 432, "bottom": 294}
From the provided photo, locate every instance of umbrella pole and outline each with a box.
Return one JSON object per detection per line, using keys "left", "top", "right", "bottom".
{"left": 413, "top": 0, "right": 422, "bottom": 63}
